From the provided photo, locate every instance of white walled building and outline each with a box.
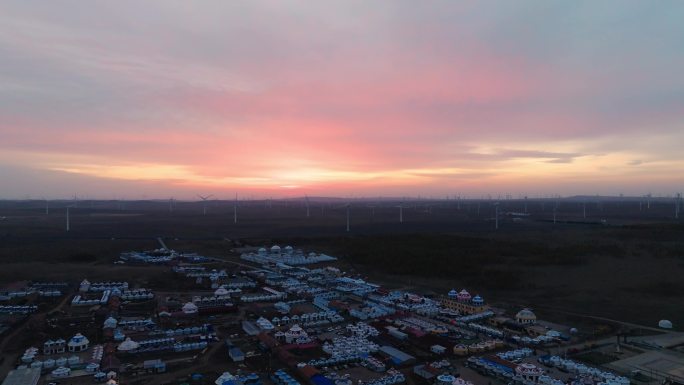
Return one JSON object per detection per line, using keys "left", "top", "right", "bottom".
{"left": 67, "top": 333, "right": 89, "bottom": 352}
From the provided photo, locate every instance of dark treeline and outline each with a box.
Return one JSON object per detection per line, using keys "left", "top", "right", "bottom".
{"left": 270, "top": 223, "right": 684, "bottom": 291}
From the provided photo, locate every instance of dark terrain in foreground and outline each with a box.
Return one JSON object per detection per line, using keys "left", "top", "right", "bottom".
{"left": 1, "top": 198, "right": 682, "bottom": 328}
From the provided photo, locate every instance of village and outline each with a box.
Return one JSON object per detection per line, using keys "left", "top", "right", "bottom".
{"left": 1, "top": 244, "right": 682, "bottom": 385}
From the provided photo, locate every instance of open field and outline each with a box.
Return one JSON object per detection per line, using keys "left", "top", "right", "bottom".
{"left": 1, "top": 198, "right": 683, "bottom": 329}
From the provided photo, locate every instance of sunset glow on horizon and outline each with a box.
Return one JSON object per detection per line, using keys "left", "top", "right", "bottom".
{"left": 1, "top": 1, "right": 683, "bottom": 199}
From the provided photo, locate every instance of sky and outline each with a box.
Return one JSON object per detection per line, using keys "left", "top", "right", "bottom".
{"left": 1, "top": 1, "right": 683, "bottom": 199}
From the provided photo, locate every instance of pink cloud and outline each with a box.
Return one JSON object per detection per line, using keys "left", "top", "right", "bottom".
{"left": 0, "top": 1, "right": 683, "bottom": 197}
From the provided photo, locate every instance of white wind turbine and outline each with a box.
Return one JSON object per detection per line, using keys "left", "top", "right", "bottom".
{"left": 197, "top": 194, "right": 214, "bottom": 215}
{"left": 676, "top": 193, "right": 681, "bottom": 219}
{"left": 332, "top": 202, "right": 351, "bottom": 232}
{"left": 367, "top": 203, "right": 377, "bottom": 221}
{"left": 344, "top": 203, "right": 351, "bottom": 232}
{"left": 305, "top": 195, "right": 310, "bottom": 218}
{"left": 234, "top": 193, "right": 238, "bottom": 224}
{"left": 66, "top": 204, "right": 76, "bottom": 232}
{"left": 494, "top": 202, "right": 500, "bottom": 230}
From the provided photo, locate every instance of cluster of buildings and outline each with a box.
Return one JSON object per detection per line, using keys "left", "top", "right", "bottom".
{"left": 120, "top": 248, "right": 211, "bottom": 265}
{"left": 241, "top": 245, "right": 337, "bottom": 266}
{"left": 2, "top": 243, "right": 640, "bottom": 385}
{"left": 225, "top": 246, "right": 611, "bottom": 385}
{"left": 0, "top": 282, "right": 67, "bottom": 301}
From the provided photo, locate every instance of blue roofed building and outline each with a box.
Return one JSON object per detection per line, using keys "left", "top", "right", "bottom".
{"left": 378, "top": 345, "right": 416, "bottom": 366}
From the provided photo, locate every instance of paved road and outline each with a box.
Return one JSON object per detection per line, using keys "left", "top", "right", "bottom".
{"left": 531, "top": 306, "right": 669, "bottom": 334}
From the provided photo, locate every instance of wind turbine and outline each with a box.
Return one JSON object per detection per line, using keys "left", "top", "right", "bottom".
{"left": 366, "top": 204, "right": 377, "bottom": 221}
{"left": 346, "top": 203, "right": 350, "bottom": 232}
{"left": 675, "top": 193, "right": 681, "bottom": 219}
{"left": 197, "top": 194, "right": 213, "bottom": 215}
{"left": 305, "top": 195, "right": 310, "bottom": 218}
{"left": 44, "top": 198, "right": 49, "bottom": 215}
{"left": 66, "top": 204, "right": 76, "bottom": 232}
{"left": 494, "top": 202, "right": 499, "bottom": 230}
{"left": 234, "top": 193, "right": 238, "bottom": 224}
{"left": 169, "top": 198, "right": 175, "bottom": 213}
{"left": 397, "top": 202, "right": 404, "bottom": 223}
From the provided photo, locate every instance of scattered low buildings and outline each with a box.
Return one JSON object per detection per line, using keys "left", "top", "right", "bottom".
{"left": 1, "top": 243, "right": 598, "bottom": 385}
{"left": 242, "top": 245, "right": 337, "bottom": 266}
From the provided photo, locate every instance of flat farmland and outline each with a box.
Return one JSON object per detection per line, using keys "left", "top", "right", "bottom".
{"left": 1, "top": 198, "right": 682, "bottom": 329}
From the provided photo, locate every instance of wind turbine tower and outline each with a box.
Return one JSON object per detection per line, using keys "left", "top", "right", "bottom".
{"left": 234, "top": 193, "right": 238, "bottom": 224}
{"left": 369, "top": 205, "right": 376, "bottom": 220}
{"left": 494, "top": 202, "right": 499, "bottom": 230}
{"left": 305, "top": 196, "right": 310, "bottom": 218}
{"left": 346, "top": 204, "right": 350, "bottom": 232}
{"left": 676, "top": 193, "right": 681, "bottom": 219}
{"left": 399, "top": 203, "right": 403, "bottom": 223}
{"left": 66, "top": 205, "right": 75, "bottom": 232}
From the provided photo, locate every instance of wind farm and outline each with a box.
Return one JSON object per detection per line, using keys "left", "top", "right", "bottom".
{"left": 2, "top": 194, "right": 683, "bottom": 236}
